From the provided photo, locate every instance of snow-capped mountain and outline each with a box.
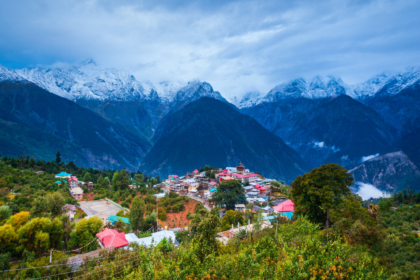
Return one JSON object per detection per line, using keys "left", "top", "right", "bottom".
{"left": 16, "top": 59, "right": 153, "bottom": 101}
{"left": 237, "top": 67, "right": 420, "bottom": 108}
{"left": 14, "top": 59, "right": 229, "bottom": 106}
{"left": 0, "top": 65, "right": 27, "bottom": 82}
{"left": 170, "top": 80, "right": 227, "bottom": 109}
{"left": 232, "top": 91, "right": 261, "bottom": 108}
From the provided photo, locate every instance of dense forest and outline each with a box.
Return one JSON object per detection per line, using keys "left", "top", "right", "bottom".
{"left": 0, "top": 155, "right": 420, "bottom": 279}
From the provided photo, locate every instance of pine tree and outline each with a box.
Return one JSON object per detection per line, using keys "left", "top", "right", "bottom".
{"left": 55, "top": 152, "right": 61, "bottom": 164}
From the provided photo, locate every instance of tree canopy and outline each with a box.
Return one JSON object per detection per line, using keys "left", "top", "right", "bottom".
{"left": 212, "top": 180, "right": 246, "bottom": 210}
{"left": 291, "top": 163, "right": 353, "bottom": 227}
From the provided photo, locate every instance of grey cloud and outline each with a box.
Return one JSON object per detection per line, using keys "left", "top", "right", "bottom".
{"left": 0, "top": 0, "right": 419, "bottom": 98}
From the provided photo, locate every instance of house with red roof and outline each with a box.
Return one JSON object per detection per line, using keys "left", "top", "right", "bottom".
{"left": 68, "top": 176, "right": 78, "bottom": 189}
{"left": 232, "top": 173, "right": 260, "bottom": 184}
{"left": 96, "top": 228, "right": 129, "bottom": 249}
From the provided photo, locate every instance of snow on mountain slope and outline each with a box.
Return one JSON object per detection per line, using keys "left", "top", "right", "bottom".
{"left": 232, "top": 91, "right": 261, "bottom": 108}
{"left": 0, "top": 65, "right": 27, "bottom": 83}
{"left": 237, "top": 67, "right": 420, "bottom": 108}
{"left": 170, "top": 80, "right": 227, "bottom": 108}
{"left": 16, "top": 59, "right": 150, "bottom": 101}
{"left": 14, "top": 60, "right": 223, "bottom": 105}
{"left": 243, "top": 76, "right": 348, "bottom": 107}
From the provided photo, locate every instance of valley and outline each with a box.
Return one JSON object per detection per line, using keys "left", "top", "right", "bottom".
{"left": 1, "top": 62, "right": 420, "bottom": 193}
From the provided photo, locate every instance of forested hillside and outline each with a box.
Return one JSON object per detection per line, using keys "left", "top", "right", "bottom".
{"left": 1, "top": 156, "right": 420, "bottom": 279}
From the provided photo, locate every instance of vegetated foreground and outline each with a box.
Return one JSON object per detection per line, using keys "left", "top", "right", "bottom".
{"left": 1, "top": 155, "right": 420, "bottom": 279}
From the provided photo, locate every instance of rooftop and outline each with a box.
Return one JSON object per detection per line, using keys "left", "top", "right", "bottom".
{"left": 107, "top": 215, "right": 130, "bottom": 224}
{"left": 70, "top": 187, "right": 84, "bottom": 195}
{"left": 233, "top": 173, "right": 260, "bottom": 179}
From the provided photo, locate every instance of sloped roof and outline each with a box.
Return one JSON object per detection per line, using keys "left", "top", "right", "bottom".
{"left": 96, "top": 228, "right": 129, "bottom": 248}
{"left": 273, "top": 199, "right": 294, "bottom": 212}
{"left": 233, "top": 173, "right": 260, "bottom": 179}
{"left": 68, "top": 176, "right": 78, "bottom": 182}
{"left": 56, "top": 172, "right": 72, "bottom": 176}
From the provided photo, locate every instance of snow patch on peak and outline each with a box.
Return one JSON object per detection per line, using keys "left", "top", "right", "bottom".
{"left": 233, "top": 91, "right": 262, "bottom": 108}
{"left": 0, "top": 65, "right": 27, "bottom": 82}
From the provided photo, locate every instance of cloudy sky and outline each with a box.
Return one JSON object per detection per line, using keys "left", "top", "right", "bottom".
{"left": 1, "top": 0, "right": 420, "bottom": 98}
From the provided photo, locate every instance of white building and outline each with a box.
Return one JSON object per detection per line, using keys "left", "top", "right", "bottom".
{"left": 70, "top": 187, "right": 84, "bottom": 200}
{"left": 124, "top": 230, "right": 179, "bottom": 248}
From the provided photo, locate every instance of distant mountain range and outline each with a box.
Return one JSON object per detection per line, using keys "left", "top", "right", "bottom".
{"left": 1, "top": 61, "right": 420, "bottom": 191}
{"left": 142, "top": 97, "right": 309, "bottom": 182}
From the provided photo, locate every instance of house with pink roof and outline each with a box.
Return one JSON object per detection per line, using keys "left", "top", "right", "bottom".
{"left": 96, "top": 228, "right": 129, "bottom": 249}
{"left": 68, "top": 176, "right": 78, "bottom": 189}
{"left": 232, "top": 173, "right": 260, "bottom": 184}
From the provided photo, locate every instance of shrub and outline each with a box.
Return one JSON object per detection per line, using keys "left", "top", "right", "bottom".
{"left": 158, "top": 207, "right": 167, "bottom": 221}
{"left": 121, "top": 202, "right": 129, "bottom": 208}
{"left": 93, "top": 195, "right": 100, "bottom": 200}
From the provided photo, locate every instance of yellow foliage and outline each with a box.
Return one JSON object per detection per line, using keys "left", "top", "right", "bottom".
{"left": 0, "top": 224, "right": 17, "bottom": 246}
{"left": 7, "top": 211, "right": 30, "bottom": 229}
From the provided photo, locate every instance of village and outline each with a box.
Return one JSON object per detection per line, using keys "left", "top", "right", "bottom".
{"left": 55, "top": 161, "right": 295, "bottom": 252}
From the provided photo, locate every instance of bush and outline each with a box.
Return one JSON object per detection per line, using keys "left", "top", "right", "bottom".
{"left": 158, "top": 207, "right": 167, "bottom": 221}
{"left": 121, "top": 202, "right": 129, "bottom": 208}
{"left": 93, "top": 195, "right": 100, "bottom": 200}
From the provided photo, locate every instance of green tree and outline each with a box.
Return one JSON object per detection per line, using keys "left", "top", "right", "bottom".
{"left": 30, "top": 196, "right": 49, "bottom": 218}
{"left": 69, "top": 216, "right": 102, "bottom": 250}
{"left": 96, "top": 176, "right": 105, "bottom": 188}
{"left": 0, "top": 206, "right": 12, "bottom": 223}
{"left": 190, "top": 208, "right": 221, "bottom": 262}
{"left": 133, "top": 174, "right": 144, "bottom": 187}
{"left": 212, "top": 180, "right": 246, "bottom": 210}
{"left": 150, "top": 177, "right": 158, "bottom": 188}
{"left": 0, "top": 252, "right": 11, "bottom": 271}
{"left": 158, "top": 207, "right": 167, "bottom": 221}
{"left": 291, "top": 163, "right": 353, "bottom": 228}
{"left": 221, "top": 210, "right": 245, "bottom": 231}
{"left": 17, "top": 217, "right": 52, "bottom": 256}
{"left": 120, "top": 169, "right": 130, "bottom": 190}
{"left": 112, "top": 171, "right": 121, "bottom": 191}
{"left": 55, "top": 152, "right": 61, "bottom": 164}
{"left": 47, "top": 193, "right": 65, "bottom": 218}
{"left": 83, "top": 172, "right": 92, "bottom": 183}
{"left": 130, "top": 196, "right": 145, "bottom": 232}
{"left": 104, "top": 177, "right": 111, "bottom": 190}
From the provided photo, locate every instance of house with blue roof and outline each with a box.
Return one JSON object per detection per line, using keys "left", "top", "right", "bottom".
{"left": 55, "top": 172, "right": 72, "bottom": 178}
{"left": 107, "top": 215, "right": 130, "bottom": 225}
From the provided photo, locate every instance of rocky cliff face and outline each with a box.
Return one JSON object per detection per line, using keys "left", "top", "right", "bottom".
{"left": 349, "top": 151, "right": 420, "bottom": 192}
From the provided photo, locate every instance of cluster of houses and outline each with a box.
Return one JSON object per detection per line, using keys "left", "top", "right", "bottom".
{"left": 55, "top": 171, "right": 93, "bottom": 200}
{"left": 162, "top": 162, "right": 279, "bottom": 204}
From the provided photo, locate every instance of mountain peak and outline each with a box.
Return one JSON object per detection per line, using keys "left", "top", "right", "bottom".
{"left": 79, "top": 59, "right": 97, "bottom": 67}
{"left": 0, "top": 64, "right": 27, "bottom": 82}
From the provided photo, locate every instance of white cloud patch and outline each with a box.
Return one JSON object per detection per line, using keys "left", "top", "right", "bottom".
{"left": 361, "top": 153, "right": 380, "bottom": 162}
{"left": 0, "top": 0, "right": 420, "bottom": 99}
{"left": 313, "top": 141, "right": 324, "bottom": 148}
{"left": 355, "top": 182, "right": 390, "bottom": 200}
